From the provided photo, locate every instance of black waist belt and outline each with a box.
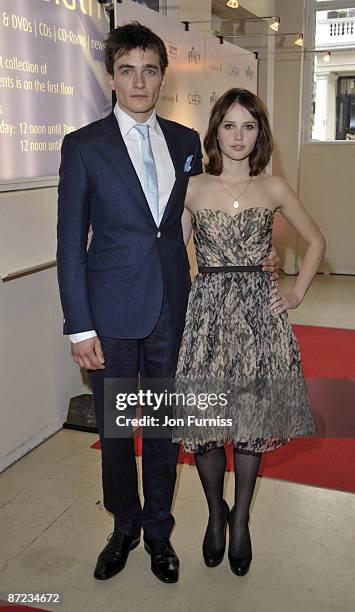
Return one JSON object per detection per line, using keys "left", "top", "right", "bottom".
{"left": 198, "top": 265, "right": 262, "bottom": 273}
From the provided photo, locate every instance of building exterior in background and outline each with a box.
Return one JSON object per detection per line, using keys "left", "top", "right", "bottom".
{"left": 132, "top": 0, "right": 160, "bottom": 10}
{"left": 313, "top": 7, "right": 355, "bottom": 140}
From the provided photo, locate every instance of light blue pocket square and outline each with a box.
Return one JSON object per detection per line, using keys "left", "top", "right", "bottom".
{"left": 184, "top": 154, "right": 193, "bottom": 173}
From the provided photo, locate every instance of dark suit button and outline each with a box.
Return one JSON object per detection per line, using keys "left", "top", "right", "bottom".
{"left": 157, "top": 231, "right": 161, "bottom": 238}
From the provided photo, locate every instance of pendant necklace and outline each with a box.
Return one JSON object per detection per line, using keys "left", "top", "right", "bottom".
{"left": 217, "top": 175, "right": 252, "bottom": 209}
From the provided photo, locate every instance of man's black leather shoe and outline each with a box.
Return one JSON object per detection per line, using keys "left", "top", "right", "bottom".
{"left": 144, "top": 537, "right": 179, "bottom": 583}
{"left": 94, "top": 530, "right": 140, "bottom": 580}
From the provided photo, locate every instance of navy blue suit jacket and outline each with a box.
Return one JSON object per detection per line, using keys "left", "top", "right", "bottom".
{"left": 56, "top": 111, "right": 203, "bottom": 339}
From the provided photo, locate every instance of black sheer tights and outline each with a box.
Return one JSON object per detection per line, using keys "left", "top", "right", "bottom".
{"left": 195, "top": 447, "right": 227, "bottom": 550}
{"left": 194, "top": 446, "right": 261, "bottom": 556}
{"left": 230, "top": 449, "right": 261, "bottom": 558}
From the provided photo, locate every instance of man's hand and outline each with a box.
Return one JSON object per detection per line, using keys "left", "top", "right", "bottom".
{"left": 261, "top": 246, "right": 280, "bottom": 281}
{"left": 269, "top": 289, "right": 301, "bottom": 316}
{"left": 71, "top": 337, "right": 105, "bottom": 370}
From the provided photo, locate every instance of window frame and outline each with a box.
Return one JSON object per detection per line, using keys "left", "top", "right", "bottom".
{"left": 303, "top": 0, "right": 355, "bottom": 144}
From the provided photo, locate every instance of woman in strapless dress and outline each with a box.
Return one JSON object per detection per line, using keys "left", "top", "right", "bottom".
{"left": 173, "top": 88, "right": 326, "bottom": 576}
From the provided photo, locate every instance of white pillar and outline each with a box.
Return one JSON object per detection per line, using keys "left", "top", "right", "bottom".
{"left": 313, "top": 74, "right": 329, "bottom": 141}
{"left": 327, "top": 73, "right": 337, "bottom": 140}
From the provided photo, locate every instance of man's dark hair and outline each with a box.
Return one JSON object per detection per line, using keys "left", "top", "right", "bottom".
{"left": 104, "top": 21, "right": 168, "bottom": 76}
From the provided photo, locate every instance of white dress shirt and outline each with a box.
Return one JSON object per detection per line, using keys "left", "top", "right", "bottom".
{"left": 69, "top": 104, "right": 176, "bottom": 343}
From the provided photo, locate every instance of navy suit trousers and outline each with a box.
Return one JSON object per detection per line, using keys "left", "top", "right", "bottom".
{"left": 88, "top": 295, "right": 181, "bottom": 539}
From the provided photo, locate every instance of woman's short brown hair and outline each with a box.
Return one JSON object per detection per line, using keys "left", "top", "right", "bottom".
{"left": 204, "top": 88, "right": 273, "bottom": 176}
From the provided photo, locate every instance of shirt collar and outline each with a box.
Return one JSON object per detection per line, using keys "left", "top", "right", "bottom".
{"left": 114, "top": 103, "right": 160, "bottom": 138}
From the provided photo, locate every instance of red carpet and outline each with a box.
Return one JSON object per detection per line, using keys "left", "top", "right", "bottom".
{"left": 292, "top": 324, "right": 355, "bottom": 379}
{"left": 0, "top": 601, "right": 48, "bottom": 611}
{"left": 91, "top": 325, "right": 355, "bottom": 493}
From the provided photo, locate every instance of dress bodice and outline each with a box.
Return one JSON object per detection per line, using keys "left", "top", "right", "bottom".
{"left": 191, "top": 207, "right": 274, "bottom": 267}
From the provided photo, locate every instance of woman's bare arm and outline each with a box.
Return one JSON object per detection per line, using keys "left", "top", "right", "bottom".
{"left": 269, "top": 177, "right": 326, "bottom": 315}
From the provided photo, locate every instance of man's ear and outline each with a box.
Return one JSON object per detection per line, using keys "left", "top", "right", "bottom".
{"left": 107, "top": 72, "right": 115, "bottom": 91}
{"left": 160, "top": 73, "right": 166, "bottom": 91}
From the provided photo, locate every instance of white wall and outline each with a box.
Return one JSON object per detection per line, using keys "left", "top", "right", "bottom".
{"left": 0, "top": 188, "right": 58, "bottom": 279}
{"left": 240, "top": 0, "right": 275, "bottom": 16}
{"left": 166, "top": 0, "right": 212, "bottom": 26}
{"left": 0, "top": 248, "right": 88, "bottom": 472}
{"left": 299, "top": 143, "right": 355, "bottom": 274}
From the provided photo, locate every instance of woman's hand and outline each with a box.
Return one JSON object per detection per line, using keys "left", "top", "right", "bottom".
{"left": 269, "top": 288, "right": 301, "bottom": 316}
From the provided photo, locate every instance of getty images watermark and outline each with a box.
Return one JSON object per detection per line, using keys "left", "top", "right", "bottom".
{"left": 102, "top": 376, "right": 327, "bottom": 441}
{"left": 114, "top": 387, "right": 232, "bottom": 428}
{"left": 103, "top": 378, "right": 234, "bottom": 438}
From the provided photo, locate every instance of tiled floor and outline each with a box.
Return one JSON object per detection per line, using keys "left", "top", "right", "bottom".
{"left": 0, "top": 275, "right": 354, "bottom": 612}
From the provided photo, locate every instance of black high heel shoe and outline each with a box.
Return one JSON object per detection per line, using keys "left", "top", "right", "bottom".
{"left": 202, "top": 500, "right": 229, "bottom": 567}
{"left": 228, "top": 507, "right": 252, "bottom": 576}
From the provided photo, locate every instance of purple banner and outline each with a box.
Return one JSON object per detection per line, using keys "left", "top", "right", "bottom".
{"left": 0, "top": 0, "right": 111, "bottom": 182}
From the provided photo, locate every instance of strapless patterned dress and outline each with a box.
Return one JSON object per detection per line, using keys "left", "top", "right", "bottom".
{"left": 173, "top": 207, "right": 317, "bottom": 454}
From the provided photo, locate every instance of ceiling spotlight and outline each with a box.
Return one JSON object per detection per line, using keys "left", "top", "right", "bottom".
{"left": 322, "top": 50, "right": 331, "bottom": 62}
{"left": 270, "top": 17, "right": 280, "bottom": 32}
{"left": 227, "top": 1, "right": 239, "bottom": 8}
{"left": 294, "top": 33, "right": 304, "bottom": 47}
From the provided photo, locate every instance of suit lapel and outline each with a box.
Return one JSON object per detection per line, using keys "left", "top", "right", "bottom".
{"left": 157, "top": 117, "right": 186, "bottom": 225}
{"left": 98, "top": 113, "right": 187, "bottom": 227}
{"left": 99, "top": 113, "right": 155, "bottom": 225}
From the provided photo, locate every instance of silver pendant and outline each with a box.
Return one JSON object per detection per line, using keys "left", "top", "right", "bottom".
{"left": 233, "top": 200, "right": 240, "bottom": 209}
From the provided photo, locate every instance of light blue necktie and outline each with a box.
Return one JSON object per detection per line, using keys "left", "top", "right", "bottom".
{"left": 134, "top": 124, "right": 160, "bottom": 226}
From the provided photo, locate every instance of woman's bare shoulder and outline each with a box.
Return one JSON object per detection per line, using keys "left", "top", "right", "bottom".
{"left": 189, "top": 172, "right": 215, "bottom": 189}
{"left": 189, "top": 171, "right": 214, "bottom": 182}
{"left": 258, "top": 173, "right": 289, "bottom": 190}
{"left": 186, "top": 172, "right": 216, "bottom": 211}
{"left": 256, "top": 173, "right": 291, "bottom": 198}
{"left": 188, "top": 172, "right": 213, "bottom": 196}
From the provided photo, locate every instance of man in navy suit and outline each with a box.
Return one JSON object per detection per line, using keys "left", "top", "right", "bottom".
{"left": 57, "top": 22, "right": 202, "bottom": 584}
